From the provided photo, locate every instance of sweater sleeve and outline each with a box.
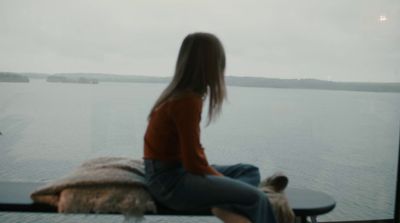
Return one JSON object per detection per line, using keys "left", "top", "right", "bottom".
{"left": 171, "top": 96, "right": 223, "bottom": 176}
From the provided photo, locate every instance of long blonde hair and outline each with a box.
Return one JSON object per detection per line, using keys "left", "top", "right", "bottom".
{"left": 148, "top": 32, "right": 226, "bottom": 125}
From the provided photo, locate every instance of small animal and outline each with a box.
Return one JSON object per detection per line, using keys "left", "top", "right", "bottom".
{"left": 259, "top": 173, "right": 296, "bottom": 223}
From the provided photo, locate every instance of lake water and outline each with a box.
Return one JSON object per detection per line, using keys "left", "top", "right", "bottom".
{"left": 0, "top": 80, "right": 399, "bottom": 222}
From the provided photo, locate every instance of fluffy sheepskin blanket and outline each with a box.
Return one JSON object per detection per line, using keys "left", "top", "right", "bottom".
{"left": 31, "top": 157, "right": 294, "bottom": 223}
{"left": 30, "top": 157, "right": 157, "bottom": 216}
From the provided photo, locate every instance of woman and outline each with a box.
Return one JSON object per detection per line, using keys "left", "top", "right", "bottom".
{"left": 143, "top": 32, "right": 277, "bottom": 223}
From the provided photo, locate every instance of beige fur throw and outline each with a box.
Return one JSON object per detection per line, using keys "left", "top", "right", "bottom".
{"left": 31, "top": 157, "right": 294, "bottom": 223}
{"left": 31, "top": 157, "right": 157, "bottom": 216}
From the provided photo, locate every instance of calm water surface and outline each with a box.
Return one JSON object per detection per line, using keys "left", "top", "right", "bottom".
{"left": 0, "top": 80, "right": 399, "bottom": 222}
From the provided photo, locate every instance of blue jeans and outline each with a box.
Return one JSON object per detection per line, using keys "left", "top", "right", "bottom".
{"left": 144, "top": 159, "right": 277, "bottom": 223}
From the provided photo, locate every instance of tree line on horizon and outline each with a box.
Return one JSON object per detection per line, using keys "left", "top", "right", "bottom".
{"left": 1, "top": 71, "right": 399, "bottom": 93}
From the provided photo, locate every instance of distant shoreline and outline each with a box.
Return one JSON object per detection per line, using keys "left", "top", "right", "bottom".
{"left": 1, "top": 71, "right": 399, "bottom": 93}
{"left": 0, "top": 72, "right": 29, "bottom": 83}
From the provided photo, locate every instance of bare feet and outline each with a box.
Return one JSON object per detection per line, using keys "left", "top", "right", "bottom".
{"left": 211, "top": 207, "right": 251, "bottom": 223}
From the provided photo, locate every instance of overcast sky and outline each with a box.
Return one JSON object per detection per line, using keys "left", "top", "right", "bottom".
{"left": 0, "top": 0, "right": 399, "bottom": 82}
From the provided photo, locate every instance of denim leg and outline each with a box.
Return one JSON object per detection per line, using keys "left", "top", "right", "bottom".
{"left": 145, "top": 160, "right": 276, "bottom": 223}
{"left": 211, "top": 163, "right": 261, "bottom": 187}
{"left": 165, "top": 173, "right": 276, "bottom": 223}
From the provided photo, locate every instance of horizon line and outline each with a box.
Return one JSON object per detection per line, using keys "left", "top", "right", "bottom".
{"left": 1, "top": 70, "right": 399, "bottom": 84}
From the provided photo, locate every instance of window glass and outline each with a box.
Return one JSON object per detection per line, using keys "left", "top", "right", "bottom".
{"left": 0, "top": 1, "right": 399, "bottom": 222}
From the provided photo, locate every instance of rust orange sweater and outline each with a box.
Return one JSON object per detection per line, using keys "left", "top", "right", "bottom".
{"left": 143, "top": 93, "right": 222, "bottom": 176}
